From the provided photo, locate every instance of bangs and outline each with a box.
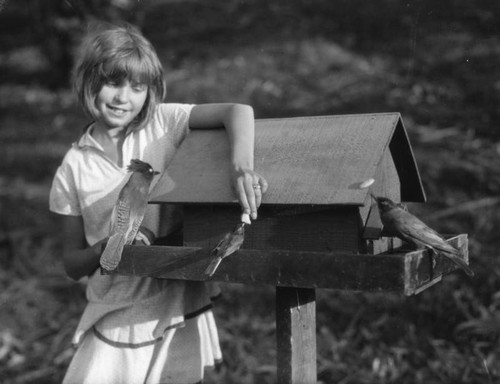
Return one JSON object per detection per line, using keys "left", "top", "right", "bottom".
{"left": 99, "top": 50, "right": 158, "bottom": 86}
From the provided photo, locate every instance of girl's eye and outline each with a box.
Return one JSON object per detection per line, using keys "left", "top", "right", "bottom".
{"left": 132, "top": 84, "right": 147, "bottom": 92}
{"left": 105, "top": 80, "right": 119, "bottom": 87}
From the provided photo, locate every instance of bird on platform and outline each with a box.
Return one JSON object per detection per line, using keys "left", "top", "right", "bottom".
{"left": 371, "top": 194, "right": 474, "bottom": 277}
{"left": 204, "top": 213, "right": 251, "bottom": 277}
{"left": 100, "top": 159, "right": 160, "bottom": 271}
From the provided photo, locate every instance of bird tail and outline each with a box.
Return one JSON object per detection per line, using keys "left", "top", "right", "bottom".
{"left": 100, "top": 233, "right": 126, "bottom": 271}
{"left": 204, "top": 257, "right": 223, "bottom": 277}
{"left": 440, "top": 251, "right": 474, "bottom": 277}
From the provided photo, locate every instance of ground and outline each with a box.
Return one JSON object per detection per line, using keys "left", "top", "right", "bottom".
{"left": 0, "top": 1, "right": 499, "bottom": 383}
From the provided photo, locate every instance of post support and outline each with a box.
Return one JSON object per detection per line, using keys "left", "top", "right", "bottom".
{"left": 276, "top": 287, "right": 317, "bottom": 384}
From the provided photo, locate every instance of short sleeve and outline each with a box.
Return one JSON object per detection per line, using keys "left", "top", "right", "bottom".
{"left": 49, "top": 154, "right": 81, "bottom": 216}
{"left": 157, "top": 103, "right": 195, "bottom": 148}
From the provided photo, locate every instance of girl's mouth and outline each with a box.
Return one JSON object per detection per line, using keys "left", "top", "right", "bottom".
{"left": 108, "top": 105, "right": 128, "bottom": 115}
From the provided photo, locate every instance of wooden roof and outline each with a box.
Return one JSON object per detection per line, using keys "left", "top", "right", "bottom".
{"left": 150, "top": 113, "right": 426, "bottom": 205}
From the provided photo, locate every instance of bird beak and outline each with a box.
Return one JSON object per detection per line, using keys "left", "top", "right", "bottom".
{"left": 153, "top": 171, "right": 161, "bottom": 176}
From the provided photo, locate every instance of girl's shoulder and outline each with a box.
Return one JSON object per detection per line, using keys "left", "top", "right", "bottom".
{"left": 61, "top": 143, "right": 86, "bottom": 167}
{"left": 57, "top": 127, "right": 98, "bottom": 172}
{"left": 146, "top": 103, "right": 195, "bottom": 142}
{"left": 155, "top": 103, "right": 195, "bottom": 124}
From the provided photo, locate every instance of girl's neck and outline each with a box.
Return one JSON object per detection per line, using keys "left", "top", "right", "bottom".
{"left": 91, "top": 122, "right": 127, "bottom": 167}
{"left": 93, "top": 122, "right": 126, "bottom": 139}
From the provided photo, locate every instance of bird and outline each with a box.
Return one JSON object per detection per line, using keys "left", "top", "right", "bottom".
{"left": 100, "top": 159, "right": 160, "bottom": 271}
{"left": 204, "top": 213, "right": 250, "bottom": 277}
{"left": 371, "top": 194, "right": 474, "bottom": 277}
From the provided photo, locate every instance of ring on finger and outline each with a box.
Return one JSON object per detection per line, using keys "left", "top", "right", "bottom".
{"left": 253, "top": 184, "right": 261, "bottom": 190}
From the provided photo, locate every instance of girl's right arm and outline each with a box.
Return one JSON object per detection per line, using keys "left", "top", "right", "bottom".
{"left": 61, "top": 215, "right": 106, "bottom": 281}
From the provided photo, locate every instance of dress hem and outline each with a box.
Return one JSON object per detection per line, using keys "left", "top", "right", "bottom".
{"left": 91, "top": 302, "right": 216, "bottom": 348}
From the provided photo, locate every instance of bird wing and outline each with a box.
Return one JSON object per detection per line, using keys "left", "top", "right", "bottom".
{"left": 100, "top": 232, "right": 126, "bottom": 271}
{"left": 205, "top": 228, "right": 245, "bottom": 276}
{"left": 394, "top": 216, "right": 474, "bottom": 276}
{"left": 110, "top": 196, "right": 131, "bottom": 234}
{"left": 221, "top": 234, "right": 245, "bottom": 258}
{"left": 101, "top": 191, "right": 131, "bottom": 271}
{"left": 210, "top": 232, "right": 233, "bottom": 257}
{"left": 120, "top": 179, "right": 151, "bottom": 244}
{"left": 394, "top": 212, "right": 459, "bottom": 256}
{"left": 383, "top": 207, "right": 473, "bottom": 276}
{"left": 204, "top": 257, "right": 224, "bottom": 277}
{"left": 214, "top": 226, "right": 245, "bottom": 259}
{"left": 124, "top": 207, "right": 147, "bottom": 244}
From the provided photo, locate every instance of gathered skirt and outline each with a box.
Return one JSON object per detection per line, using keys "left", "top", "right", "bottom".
{"left": 62, "top": 310, "right": 222, "bottom": 384}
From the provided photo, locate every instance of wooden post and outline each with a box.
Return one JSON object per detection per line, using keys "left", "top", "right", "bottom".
{"left": 276, "top": 287, "right": 317, "bottom": 384}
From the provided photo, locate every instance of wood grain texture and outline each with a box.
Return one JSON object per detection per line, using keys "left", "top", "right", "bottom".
{"left": 182, "top": 205, "right": 362, "bottom": 253}
{"left": 150, "top": 113, "right": 426, "bottom": 206}
{"left": 107, "top": 234, "right": 469, "bottom": 295}
{"left": 403, "top": 234, "right": 469, "bottom": 295}
{"left": 276, "top": 287, "right": 316, "bottom": 384}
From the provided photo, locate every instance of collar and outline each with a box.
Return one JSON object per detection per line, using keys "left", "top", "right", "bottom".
{"left": 72, "top": 123, "right": 104, "bottom": 152}
{"left": 73, "top": 122, "right": 137, "bottom": 150}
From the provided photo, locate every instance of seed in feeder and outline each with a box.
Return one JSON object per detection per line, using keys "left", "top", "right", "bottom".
{"left": 360, "top": 178, "right": 375, "bottom": 189}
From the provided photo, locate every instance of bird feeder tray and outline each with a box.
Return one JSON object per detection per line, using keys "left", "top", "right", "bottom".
{"left": 117, "top": 233, "right": 467, "bottom": 296}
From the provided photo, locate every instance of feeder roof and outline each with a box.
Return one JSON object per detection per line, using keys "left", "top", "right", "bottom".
{"left": 150, "top": 113, "right": 426, "bottom": 205}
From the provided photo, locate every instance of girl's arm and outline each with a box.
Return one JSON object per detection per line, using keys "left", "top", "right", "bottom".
{"left": 60, "top": 215, "right": 105, "bottom": 281}
{"left": 60, "top": 216, "right": 154, "bottom": 281}
{"left": 189, "top": 103, "right": 268, "bottom": 219}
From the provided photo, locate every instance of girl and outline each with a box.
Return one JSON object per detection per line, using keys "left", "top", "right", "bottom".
{"left": 49, "top": 22, "right": 268, "bottom": 384}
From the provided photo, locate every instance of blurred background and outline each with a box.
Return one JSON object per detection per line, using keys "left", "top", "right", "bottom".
{"left": 0, "top": 0, "right": 499, "bottom": 383}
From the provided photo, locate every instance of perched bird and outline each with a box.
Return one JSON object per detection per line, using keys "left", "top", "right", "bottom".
{"left": 204, "top": 213, "right": 250, "bottom": 277}
{"left": 100, "top": 159, "right": 160, "bottom": 271}
{"left": 371, "top": 194, "right": 474, "bottom": 277}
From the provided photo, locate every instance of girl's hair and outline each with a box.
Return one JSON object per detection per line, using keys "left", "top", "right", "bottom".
{"left": 73, "top": 22, "right": 166, "bottom": 132}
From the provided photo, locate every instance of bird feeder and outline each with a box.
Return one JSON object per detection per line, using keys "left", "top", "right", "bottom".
{"left": 109, "top": 113, "right": 469, "bottom": 384}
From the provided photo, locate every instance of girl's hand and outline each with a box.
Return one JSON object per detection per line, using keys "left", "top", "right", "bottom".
{"left": 134, "top": 226, "right": 156, "bottom": 245}
{"left": 232, "top": 169, "right": 268, "bottom": 220}
{"left": 91, "top": 237, "right": 109, "bottom": 256}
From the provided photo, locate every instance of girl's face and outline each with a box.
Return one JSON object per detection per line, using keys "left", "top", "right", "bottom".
{"left": 94, "top": 79, "right": 148, "bottom": 130}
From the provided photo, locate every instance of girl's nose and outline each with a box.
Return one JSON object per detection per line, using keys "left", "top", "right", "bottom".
{"left": 114, "top": 85, "right": 131, "bottom": 103}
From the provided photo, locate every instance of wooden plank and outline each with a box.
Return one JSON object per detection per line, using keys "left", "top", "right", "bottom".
{"left": 111, "top": 246, "right": 404, "bottom": 291}
{"left": 403, "top": 234, "right": 469, "bottom": 295}
{"left": 150, "top": 113, "right": 425, "bottom": 205}
{"left": 276, "top": 287, "right": 316, "bottom": 384}
{"left": 108, "top": 234, "right": 469, "bottom": 295}
{"left": 182, "top": 205, "right": 361, "bottom": 253}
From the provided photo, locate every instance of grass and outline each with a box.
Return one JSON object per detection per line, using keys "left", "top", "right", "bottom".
{"left": 1, "top": 0, "right": 500, "bottom": 383}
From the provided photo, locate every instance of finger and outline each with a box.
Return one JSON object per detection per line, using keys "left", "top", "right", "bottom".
{"left": 245, "top": 172, "right": 262, "bottom": 220}
{"left": 259, "top": 177, "right": 269, "bottom": 194}
{"left": 135, "top": 232, "right": 151, "bottom": 246}
{"left": 252, "top": 180, "right": 263, "bottom": 208}
{"left": 237, "top": 177, "right": 251, "bottom": 217}
{"left": 245, "top": 178, "right": 259, "bottom": 220}
{"left": 254, "top": 187, "right": 262, "bottom": 208}
{"left": 253, "top": 175, "right": 267, "bottom": 209}
{"left": 139, "top": 227, "right": 156, "bottom": 244}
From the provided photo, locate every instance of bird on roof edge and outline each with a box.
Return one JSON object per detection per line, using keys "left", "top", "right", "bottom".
{"left": 100, "top": 159, "right": 160, "bottom": 271}
{"left": 204, "top": 213, "right": 251, "bottom": 277}
{"left": 371, "top": 194, "right": 474, "bottom": 277}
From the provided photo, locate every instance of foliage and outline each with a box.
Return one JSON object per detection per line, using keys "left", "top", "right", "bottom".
{"left": 1, "top": 0, "right": 500, "bottom": 383}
